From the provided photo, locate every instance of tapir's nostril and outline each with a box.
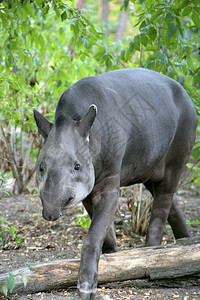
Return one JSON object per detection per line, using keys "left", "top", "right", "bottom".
{"left": 42, "top": 211, "right": 51, "bottom": 221}
{"left": 42, "top": 211, "right": 62, "bottom": 221}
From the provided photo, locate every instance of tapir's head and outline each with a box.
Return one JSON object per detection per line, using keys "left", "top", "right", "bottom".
{"left": 33, "top": 105, "right": 97, "bottom": 221}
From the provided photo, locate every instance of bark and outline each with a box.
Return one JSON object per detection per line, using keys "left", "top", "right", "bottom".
{"left": 102, "top": 0, "right": 109, "bottom": 36}
{"left": 75, "top": 0, "right": 86, "bottom": 10}
{"left": 1, "top": 238, "right": 200, "bottom": 295}
{"left": 115, "top": 9, "right": 128, "bottom": 41}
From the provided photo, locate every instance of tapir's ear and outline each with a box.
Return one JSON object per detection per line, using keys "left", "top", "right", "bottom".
{"left": 33, "top": 108, "right": 53, "bottom": 140}
{"left": 76, "top": 104, "right": 97, "bottom": 138}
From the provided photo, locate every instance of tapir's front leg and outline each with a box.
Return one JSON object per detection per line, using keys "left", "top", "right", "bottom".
{"left": 83, "top": 197, "right": 117, "bottom": 254}
{"left": 78, "top": 177, "right": 119, "bottom": 300}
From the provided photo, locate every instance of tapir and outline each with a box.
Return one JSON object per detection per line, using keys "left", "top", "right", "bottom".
{"left": 33, "top": 68, "right": 198, "bottom": 300}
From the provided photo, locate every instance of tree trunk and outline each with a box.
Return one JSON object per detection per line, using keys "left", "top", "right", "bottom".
{"left": 115, "top": 9, "right": 128, "bottom": 41}
{"left": 75, "top": 0, "right": 86, "bottom": 10}
{"left": 1, "top": 238, "right": 200, "bottom": 295}
{"left": 102, "top": 0, "right": 109, "bottom": 36}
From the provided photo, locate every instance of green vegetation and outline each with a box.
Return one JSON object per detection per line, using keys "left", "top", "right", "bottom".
{"left": 0, "top": 214, "right": 22, "bottom": 250}
{"left": 0, "top": 0, "right": 199, "bottom": 239}
{"left": 76, "top": 214, "right": 91, "bottom": 229}
{"left": 0, "top": 271, "right": 27, "bottom": 296}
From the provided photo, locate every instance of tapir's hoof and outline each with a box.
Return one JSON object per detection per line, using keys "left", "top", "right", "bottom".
{"left": 78, "top": 282, "right": 96, "bottom": 300}
{"left": 95, "top": 295, "right": 110, "bottom": 300}
{"left": 78, "top": 290, "right": 110, "bottom": 300}
{"left": 78, "top": 290, "right": 96, "bottom": 300}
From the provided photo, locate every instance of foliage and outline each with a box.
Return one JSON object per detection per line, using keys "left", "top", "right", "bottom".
{"left": 0, "top": 0, "right": 109, "bottom": 193}
{"left": 76, "top": 214, "right": 91, "bottom": 229}
{"left": 0, "top": 172, "right": 12, "bottom": 199}
{"left": 0, "top": 213, "right": 22, "bottom": 250}
{"left": 0, "top": 0, "right": 199, "bottom": 195}
{"left": 187, "top": 122, "right": 200, "bottom": 189}
{"left": 121, "top": 0, "right": 200, "bottom": 111}
{"left": 190, "top": 219, "right": 200, "bottom": 225}
{"left": 187, "top": 162, "right": 200, "bottom": 189}
{"left": 0, "top": 172, "right": 21, "bottom": 250}
{"left": 0, "top": 271, "right": 27, "bottom": 296}
{"left": 120, "top": 185, "right": 152, "bottom": 236}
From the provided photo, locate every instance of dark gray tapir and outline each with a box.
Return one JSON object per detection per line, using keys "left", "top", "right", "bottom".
{"left": 33, "top": 68, "right": 198, "bottom": 299}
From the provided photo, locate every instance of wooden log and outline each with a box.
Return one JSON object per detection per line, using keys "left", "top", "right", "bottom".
{"left": 1, "top": 240, "right": 200, "bottom": 295}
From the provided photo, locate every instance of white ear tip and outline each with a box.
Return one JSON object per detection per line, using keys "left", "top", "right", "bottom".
{"left": 32, "top": 107, "right": 36, "bottom": 115}
{"left": 90, "top": 104, "right": 97, "bottom": 112}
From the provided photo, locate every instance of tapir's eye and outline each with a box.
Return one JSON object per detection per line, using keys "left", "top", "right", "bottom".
{"left": 39, "top": 163, "right": 44, "bottom": 173}
{"left": 74, "top": 163, "right": 80, "bottom": 171}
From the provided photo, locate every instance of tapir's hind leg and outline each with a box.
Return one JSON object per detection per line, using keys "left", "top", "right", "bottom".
{"left": 144, "top": 181, "right": 190, "bottom": 244}
{"left": 82, "top": 197, "right": 117, "bottom": 253}
{"left": 145, "top": 191, "right": 174, "bottom": 246}
{"left": 144, "top": 166, "right": 190, "bottom": 246}
{"left": 167, "top": 198, "right": 190, "bottom": 239}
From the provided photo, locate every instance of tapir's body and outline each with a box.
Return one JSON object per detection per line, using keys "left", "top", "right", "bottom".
{"left": 33, "top": 68, "right": 198, "bottom": 300}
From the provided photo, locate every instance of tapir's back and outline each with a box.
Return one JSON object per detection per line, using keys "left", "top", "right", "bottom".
{"left": 57, "top": 68, "right": 197, "bottom": 183}
{"left": 58, "top": 68, "right": 196, "bottom": 131}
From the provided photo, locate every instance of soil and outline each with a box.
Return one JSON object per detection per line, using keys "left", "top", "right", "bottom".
{"left": 0, "top": 188, "right": 200, "bottom": 300}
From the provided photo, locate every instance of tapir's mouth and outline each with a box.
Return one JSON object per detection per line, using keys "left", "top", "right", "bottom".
{"left": 41, "top": 195, "right": 79, "bottom": 221}
{"left": 42, "top": 209, "right": 62, "bottom": 222}
{"left": 62, "top": 197, "right": 74, "bottom": 209}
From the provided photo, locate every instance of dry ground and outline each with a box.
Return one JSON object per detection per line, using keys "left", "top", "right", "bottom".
{"left": 0, "top": 188, "right": 200, "bottom": 299}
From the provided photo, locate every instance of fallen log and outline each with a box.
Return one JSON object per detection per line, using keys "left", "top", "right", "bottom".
{"left": 1, "top": 239, "right": 200, "bottom": 295}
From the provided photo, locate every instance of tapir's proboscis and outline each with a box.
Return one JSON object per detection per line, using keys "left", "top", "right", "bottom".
{"left": 33, "top": 68, "right": 197, "bottom": 300}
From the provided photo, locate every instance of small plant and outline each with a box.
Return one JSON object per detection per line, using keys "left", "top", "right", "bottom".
{"left": 0, "top": 271, "right": 27, "bottom": 296}
{"left": 187, "top": 161, "right": 200, "bottom": 190}
{"left": 119, "top": 184, "right": 152, "bottom": 236}
{"left": 0, "top": 214, "right": 22, "bottom": 249}
{"left": 76, "top": 215, "right": 91, "bottom": 229}
{"left": 0, "top": 172, "right": 12, "bottom": 199}
{"left": 0, "top": 173, "right": 22, "bottom": 249}
{"left": 190, "top": 219, "right": 200, "bottom": 225}
{"left": 186, "top": 219, "right": 200, "bottom": 226}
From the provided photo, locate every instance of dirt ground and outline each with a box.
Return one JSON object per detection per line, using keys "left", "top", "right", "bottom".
{"left": 0, "top": 188, "right": 200, "bottom": 300}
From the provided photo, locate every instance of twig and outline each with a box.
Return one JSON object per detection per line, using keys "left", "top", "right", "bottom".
{"left": 0, "top": 125, "right": 20, "bottom": 184}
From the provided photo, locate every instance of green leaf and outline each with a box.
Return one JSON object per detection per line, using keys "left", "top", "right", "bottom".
{"left": 167, "top": 23, "right": 177, "bottom": 39}
{"left": 147, "top": 26, "right": 157, "bottom": 41}
{"left": 61, "top": 10, "right": 67, "bottom": 21}
{"left": 139, "top": 20, "right": 147, "bottom": 31}
{"left": 54, "top": 8, "right": 60, "bottom": 18}
{"left": 2, "top": 283, "right": 8, "bottom": 296}
{"left": 70, "top": 23, "right": 79, "bottom": 35}
{"left": 85, "top": 219, "right": 91, "bottom": 228}
{"left": 167, "top": 65, "right": 174, "bottom": 78}
{"left": 122, "top": 0, "right": 129, "bottom": 10}
{"left": 190, "top": 219, "right": 200, "bottom": 225}
{"left": 133, "top": 35, "right": 140, "bottom": 51}
{"left": 176, "top": 17, "right": 183, "bottom": 37}
{"left": 165, "top": 12, "right": 175, "bottom": 25}
{"left": 192, "top": 10, "right": 199, "bottom": 26}
{"left": 194, "top": 72, "right": 200, "bottom": 86}
{"left": 105, "top": 56, "right": 112, "bottom": 69}
{"left": 41, "top": 4, "right": 49, "bottom": 16}
{"left": 20, "top": 274, "right": 28, "bottom": 287}
{"left": 140, "top": 35, "right": 149, "bottom": 46}
{"left": 150, "top": 9, "right": 163, "bottom": 22}
{"left": 154, "top": 51, "right": 168, "bottom": 66}
{"left": 6, "top": 274, "right": 15, "bottom": 293}
{"left": 182, "top": 6, "right": 192, "bottom": 17}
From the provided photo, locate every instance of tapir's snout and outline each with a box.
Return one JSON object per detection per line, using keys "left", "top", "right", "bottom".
{"left": 42, "top": 209, "right": 62, "bottom": 221}
{"left": 40, "top": 188, "right": 75, "bottom": 221}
